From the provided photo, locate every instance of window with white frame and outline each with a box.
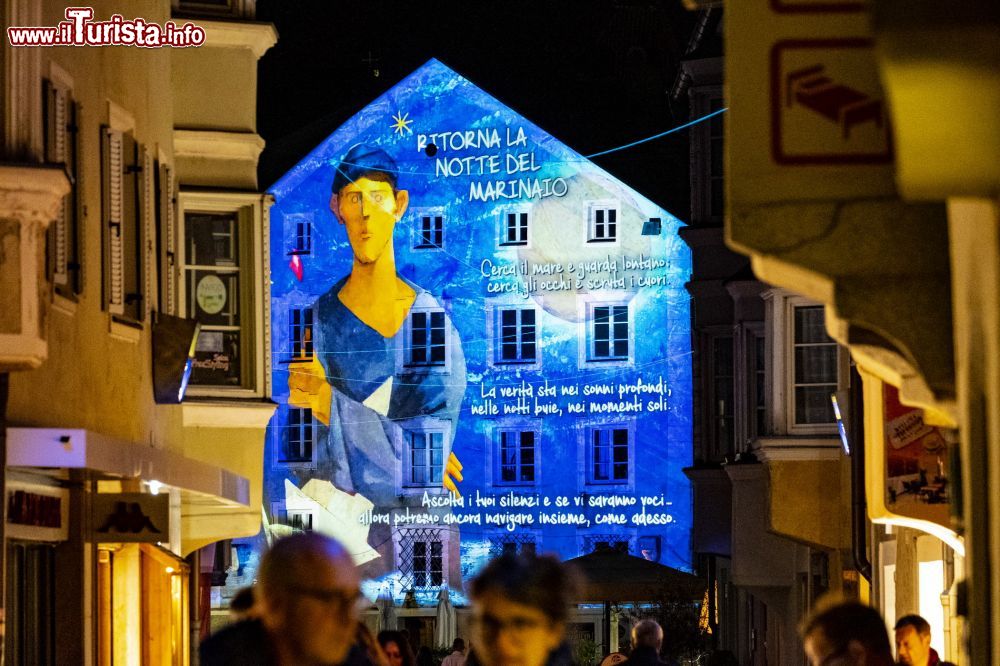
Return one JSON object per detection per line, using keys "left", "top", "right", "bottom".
{"left": 708, "top": 96, "right": 725, "bottom": 220}
{"left": 494, "top": 429, "right": 537, "bottom": 486}
{"left": 179, "top": 193, "right": 268, "bottom": 397}
{"left": 587, "top": 201, "right": 619, "bottom": 243}
{"left": 750, "top": 331, "right": 767, "bottom": 438}
{"left": 496, "top": 307, "right": 537, "bottom": 364}
{"left": 587, "top": 426, "right": 630, "bottom": 484}
{"left": 271, "top": 503, "right": 314, "bottom": 532}
{"left": 414, "top": 213, "right": 444, "bottom": 249}
{"left": 792, "top": 305, "right": 838, "bottom": 425}
{"left": 404, "top": 430, "right": 445, "bottom": 487}
{"left": 102, "top": 123, "right": 146, "bottom": 323}
{"left": 500, "top": 209, "right": 529, "bottom": 246}
{"left": 709, "top": 335, "right": 735, "bottom": 461}
{"left": 186, "top": 211, "right": 243, "bottom": 387}
{"left": 289, "top": 307, "right": 314, "bottom": 361}
{"left": 397, "top": 528, "right": 445, "bottom": 589}
{"left": 43, "top": 75, "right": 80, "bottom": 297}
{"left": 589, "top": 304, "right": 630, "bottom": 361}
{"left": 279, "top": 407, "right": 314, "bottom": 464}
{"left": 407, "top": 309, "right": 447, "bottom": 367}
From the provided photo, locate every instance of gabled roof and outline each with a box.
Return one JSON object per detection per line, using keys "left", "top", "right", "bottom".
{"left": 269, "top": 58, "right": 680, "bottom": 219}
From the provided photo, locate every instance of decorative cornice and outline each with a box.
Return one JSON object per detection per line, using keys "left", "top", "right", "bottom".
{"left": 180, "top": 400, "right": 277, "bottom": 428}
{"left": 200, "top": 20, "right": 278, "bottom": 59}
{"left": 0, "top": 164, "right": 71, "bottom": 226}
{"left": 173, "top": 130, "right": 265, "bottom": 161}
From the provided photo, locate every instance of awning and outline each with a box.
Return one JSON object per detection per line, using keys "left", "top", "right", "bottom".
{"left": 7, "top": 427, "right": 250, "bottom": 511}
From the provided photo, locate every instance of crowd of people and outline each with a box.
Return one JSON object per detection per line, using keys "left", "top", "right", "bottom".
{"left": 200, "top": 532, "right": 953, "bottom": 666}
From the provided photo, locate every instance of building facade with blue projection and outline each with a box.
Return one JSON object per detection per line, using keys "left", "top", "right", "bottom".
{"left": 264, "top": 59, "right": 693, "bottom": 610}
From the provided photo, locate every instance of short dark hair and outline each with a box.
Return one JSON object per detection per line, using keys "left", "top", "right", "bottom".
{"left": 800, "top": 600, "right": 892, "bottom": 659}
{"left": 332, "top": 143, "right": 399, "bottom": 195}
{"left": 229, "top": 586, "right": 255, "bottom": 612}
{"left": 894, "top": 614, "right": 931, "bottom": 636}
{"left": 470, "top": 553, "right": 581, "bottom": 624}
{"left": 451, "top": 638, "right": 465, "bottom": 651}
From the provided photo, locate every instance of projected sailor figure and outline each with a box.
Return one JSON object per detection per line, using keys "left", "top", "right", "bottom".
{"left": 287, "top": 144, "right": 466, "bottom": 574}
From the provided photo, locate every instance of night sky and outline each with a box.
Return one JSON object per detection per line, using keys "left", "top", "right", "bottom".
{"left": 256, "top": 0, "right": 699, "bottom": 218}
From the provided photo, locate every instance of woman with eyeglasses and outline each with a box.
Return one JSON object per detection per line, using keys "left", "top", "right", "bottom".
{"left": 465, "top": 553, "right": 581, "bottom": 666}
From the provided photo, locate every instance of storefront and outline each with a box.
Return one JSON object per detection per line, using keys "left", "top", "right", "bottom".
{"left": 6, "top": 427, "right": 251, "bottom": 665}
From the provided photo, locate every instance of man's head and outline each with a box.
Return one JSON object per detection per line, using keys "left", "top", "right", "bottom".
{"left": 894, "top": 615, "right": 933, "bottom": 666}
{"left": 329, "top": 144, "right": 409, "bottom": 265}
{"left": 452, "top": 637, "right": 466, "bottom": 653}
{"left": 257, "top": 533, "right": 360, "bottom": 666}
{"left": 631, "top": 619, "right": 664, "bottom": 652}
{"left": 229, "top": 586, "right": 255, "bottom": 621}
{"left": 800, "top": 599, "right": 894, "bottom": 666}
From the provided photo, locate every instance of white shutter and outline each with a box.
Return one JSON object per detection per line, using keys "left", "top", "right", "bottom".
{"left": 160, "top": 164, "right": 177, "bottom": 315}
{"left": 106, "top": 128, "right": 125, "bottom": 316}
{"left": 47, "top": 83, "right": 69, "bottom": 286}
{"left": 140, "top": 145, "right": 157, "bottom": 317}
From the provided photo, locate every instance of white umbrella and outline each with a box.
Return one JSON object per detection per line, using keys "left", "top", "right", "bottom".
{"left": 376, "top": 583, "right": 397, "bottom": 633}
{"left": 434, "top": 588, "right": 456, "bottom": 648}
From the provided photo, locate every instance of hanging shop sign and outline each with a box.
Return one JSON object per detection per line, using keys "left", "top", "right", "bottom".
{"left": 91, "top": 493, "right": 169, "bottom": 544}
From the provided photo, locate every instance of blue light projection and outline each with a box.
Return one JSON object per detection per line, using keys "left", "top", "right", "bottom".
{"left": 265, "top": 59, "right": 692, "bottom": 605}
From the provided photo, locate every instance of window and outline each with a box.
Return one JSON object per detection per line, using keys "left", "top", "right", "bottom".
{"left": 280, "top": 408, "right": 314, "bottom": 464}
{"left": 590, "top": 305, "right": 629, "bottom": 361}
{"left": 178, "top": 192, "right": 268, "bottom": 397}
{"left": 708, "top": 97, "right": 725, "bottom": 219}
{"left": 489, "top": 534, "right": 537, "bottom": 558}
{"left": 289, "top": 307, "right": 314, "bottom": 360}
{"left": 588, "top": 426, "right": 630, "bottom": 484}
{"left": 43, "top": 76, "right": 80, "bottom": 297}
{"left": 587, "top": 202, "right": 618, "bottom": 243}
{"left": 751, "top": 332, "right": 767, "bottom": 438}
{"left": 397, "top": 528, "right": 445, "bottom": 589}
{"left": 710, "top": 336, "right": 734, "bottom": 461}
{"left": 271, "top": 504, "right": 313, "bottom": 532}
{"left": 501, "top": 210, "right": 529, "bottom": 246}
{"left": 637, "top": 536, "right": 662, "bottom": 562}
{"left": 414, "top": 214, "right": 443, "bottom": 249}
{"left": 405, "top": 430, "right": 445, "bottom": 487}
{"left": 583, "top": 534, "right": 631, "bottom": 554}
{"left": 186, "top": 212, "right": 244, "bottom": 387}
{"left": 793, "top": 306, "right": 838, "bottom": 425}
{"left": 285, "top": 213, "right": 312, "bottom": 255}
{"left": 101, "top": 125, "right": 144, "bottom": 323}
{"left": 495, "top": 430, "right": 536, "bottom": 486}
{"left": 497, "top": 308, "right": 536, "bottom": 364}
{"left": 408, "top": 310, "right": 446, "bottom": 366}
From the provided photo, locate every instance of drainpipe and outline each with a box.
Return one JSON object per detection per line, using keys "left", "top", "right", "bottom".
{"left": 850, "top": 366, "right": 872, "bottom": 583}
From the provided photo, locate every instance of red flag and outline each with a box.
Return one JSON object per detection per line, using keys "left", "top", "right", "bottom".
{"left": 289, "top": 254, "right": 304, "bottom": 281}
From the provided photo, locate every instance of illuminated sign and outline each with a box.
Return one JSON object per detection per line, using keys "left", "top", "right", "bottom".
{"left": 265, "top": 59, "right": 692, "bottom": 603}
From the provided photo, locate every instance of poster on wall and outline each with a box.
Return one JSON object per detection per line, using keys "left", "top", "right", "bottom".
{"left": 259, "top": 59, "right": 693, "bottom": 607}
{"left": 883, "top": 384, "right": 951, "bottom": 528}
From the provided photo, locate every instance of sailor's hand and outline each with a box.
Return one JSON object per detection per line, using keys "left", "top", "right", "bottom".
{"left": 443, "top": 451, "right": 464, "bottom": 497}
{"left": 287, "top": 355, "right": 332, "bottom": 425}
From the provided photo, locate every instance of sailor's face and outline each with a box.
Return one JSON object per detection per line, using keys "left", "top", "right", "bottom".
{"left": 331, "top": 177, "right": 407, "bottom": 264}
